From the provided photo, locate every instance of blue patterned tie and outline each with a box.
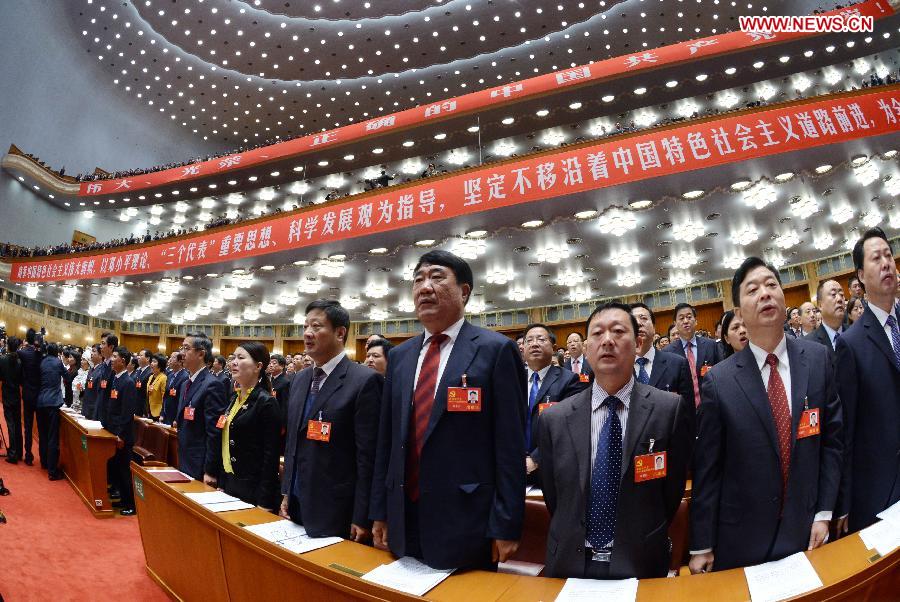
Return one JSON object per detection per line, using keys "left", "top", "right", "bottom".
{"left": 302, "top": 367, "right": 326, "bottom": 423}
{"left": 586, "top": 396, "right": 623, "bottom": 550}
{"left": 635, "top": 357, "right": 650, "bottom": 385}
{"left": 525, "top": 372, "right": 540, "bottom": 451}
{"left": 887, "top": 315, "right": 900, "bottom": 370}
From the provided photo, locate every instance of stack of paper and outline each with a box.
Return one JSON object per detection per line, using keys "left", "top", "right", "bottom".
{"left": 555, "top": 577, "right": 638, "bottom": 602}
{"left": 183, "top": 491, "right": 254, "bottom": 512}
{"left": 243, "top": 519, "right": 343, "bottom": 554}
{"left": 743, "top": 552, "right": 823, "bottom": 602}
{"left": 362, "top": 557, "right": 455, "bottom": 597}
{"left": 859, "top": 520, "right": 900, "bottom": 556}
{"left": 77, "top": 419, "right": 104, "bottom": 430}
{"left": 876, "top": 499, "right": 900, "bottom": 526}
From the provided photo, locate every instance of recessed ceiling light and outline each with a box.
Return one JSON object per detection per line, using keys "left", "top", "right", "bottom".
{"left": 248, "top": 176, "right": 258, "bottom": 182}
{"left": 329, "top": 253, "right": 347, "bottom": 260}
{"left": 752, "top": 61, "right": 764, "bottom": 69}
{"left": 725, "top": 67, "right": 737, "bottom": 74}
{"left": 695, "top": 73, "right": 708, "bottom": 81}
{"left": 521, "top": 220, "right": 544, "bottom": 228}
{"left": 779, "top": 56, "right": 790, "bottom": 63}
{"left": 372, "top": 147, "right": 384, "bottom": 154}
{"left": 206, "top": 273, "right": 219, "bottom": 278}
{"left": 501, "top": 117, "right": 514, "bottom": 125}
{"left": 270, "top": 171, "right": 280, "bottom": 177}
{"left": 465, "top": 229, "right": 488, "bottom": 238}
{"left": 634, "top": 87, "right": 647, "bottom": 95}
{"left": 208, "top": 184, "right": 217, "bottom": 189}
{"left": 228, "top": 180, "right": 237, "bottom": 185}
{"left": 574, "top": 210, "right": 598, "bottom": 219}
{"left": 402, "top": 140, "right": 415, "bottom": 147}
{"left": 415, "top": 239, "right": 436, "bottom": 247}
{"left": 343, "top": 154, "right": 355, "bottom": 160}
{"left": 883, "top": 150, "right": 897, "bottom": 158}
{"left": 629, "top": 199, "right": 652, "bottom": 209}
{"left": 293, "top": 166, "right": 304, "bottom": 172}
{"left": 535, "top": 109, "right": 549, "bottom": 117}
{"left": 665, "top": 80, "right": 678, "bottom": 88}
{"left": 182, "top": 275, "right": 194, "bottom": 281}
{"left": 293, "top": 259, "right": 310, "bottom": 266}
{"left": 260, "top": 265, "right": 275, "bottom": 271}
{"left": 730, "top": 180, "right": 753, "bottom": 191}
{"left": 318, "top": 160, "right": 329, "bottom": 167}
{"left": 774, "top": 172, "right": 794, "bottom": 182}
{"left": 369, "top": 247, "right": 388, "bottom": 254}
{"left": 682, "top": 190, "right": 705, "bottom": 199}
{"left": 569, "top": 101, "right": 584, "bottom": 109}
{"left": 815, "top": 164, "right": 833, "bottom": 174}
{"left": 466, "top": 126, "right": 479, "bottom": 133}
{"left": 434, "top": 133, "right": 447, "bottom": 140}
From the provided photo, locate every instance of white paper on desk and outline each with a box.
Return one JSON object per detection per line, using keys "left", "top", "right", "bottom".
{"left": 859, "top": 520, "right": 900, "bottom": 556}
{"left": 77, "top": 419, "right": 104, "bottom": 430}
{"left": 361, "top": 556, "right": 455, "bottom": 597}
{"left": 244, "top": 519, "right": 309, "bottom": 543}
{"left": 554, "top": 577, "right": 638, "bottom": 602}
{"left": 876, "top": 498, "right": 900, "bottom": 527}
{"left": 279, "top": 534, "right": 343, "bottom": 554}
{"left": 183, "top": 491, "right": 239, "bottom": 505}
{"left": 204, "top": 499, "right": 255, "bottom": 512}
{"left": 743, "top": 551, "right": 823, "bottom": 602}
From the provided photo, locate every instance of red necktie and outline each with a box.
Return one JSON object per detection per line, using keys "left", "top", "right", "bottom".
{"left": 405, "top": 333, "right": 448, "bottom": 502}
{"left": 765, "top": 353, "right": 792, "bottom": 510}
{"left": 685, "top": 341, "right": 701, "bottom": 407}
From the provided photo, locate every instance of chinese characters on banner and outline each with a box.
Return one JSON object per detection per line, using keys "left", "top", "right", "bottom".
{"left": 77, "top": 0, "right": 893, "bottom": 196}
{"left": 15, "top": 89, "right": 899, "bottom": 282}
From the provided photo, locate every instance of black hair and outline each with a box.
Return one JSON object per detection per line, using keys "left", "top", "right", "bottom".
{"left": 586, "top": 301, "right": 640, "bottom": 338}
{"left": 113, "top": 346, "right": 132, "bottom": 366}
{"left": 129, "top": 357, "right": 139, "bottom": 370}
{"left": 270, "top": 353, "right": 287, "bottom": 368}
{"left": 846, "top": 296, "right": 864, "bottom": 323}
{"left": 730, "top": 257, "right": 782, "bottom": 307}
{"left": 152, "top": 354, "right": 167, "bottom": 370}
{"left": 366, "top": 338, "right": 395, "bottom": 354}
{"left": 213, "top": 355, "right": 227, "bottom": 368}
{"left": 25, "top": 328, "right": 36, "bottom": 345}
{"left": 672, "top": 302, "right": 697, "bottom": 321}
{"left": 630, "top": 302, "right": 656, "bottom": 324}
{"left": 848, "top": 276, "right": 860, "bottom": 288}
{"left": 521, "top": 323, "right": 557, "bottom": 345}
{"left": 852, "top": 226, "right": 889, "bottom": 273}
{"left": 305, "top": 299, "right": 351, "bottom": 332}
{"left": 235, "top": 341, "right": 272, "bottom": 391}
{"left": 185, "top": 332, "right": 213, "bottom": 362}
{"left": 816, "top": 279, "right": 840, "bottom": 301}
{"left": 101, "top": 332, "right": 119, "bottom": 348}
{"left": 413, "top": 250, "right": 474, "bottom": 302}
{"left": 720, "top": 310, "right": 739, "bottom": 358}
{"left": 45, "top": 342, "right": 61, "bottom": 358}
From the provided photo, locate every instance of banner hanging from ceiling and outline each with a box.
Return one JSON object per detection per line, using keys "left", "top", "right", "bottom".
{"left": 76, "top": 0, "right": 894, "bottom": 197}
{"left": 14, "top": 88, "right": 900, "bottom": 282}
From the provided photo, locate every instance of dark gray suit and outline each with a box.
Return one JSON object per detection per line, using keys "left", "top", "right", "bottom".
{"left": 539, "top": 382, "right": 692, "bottom": 579}
{"left": 645, "top": 350, "right": 695, "bottom": 419}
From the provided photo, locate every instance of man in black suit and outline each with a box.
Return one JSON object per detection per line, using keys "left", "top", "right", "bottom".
{"left": 95, "top": 332, "right": 118, "bottom": 427}
{"left": 631, "top": 303, "right": 695, "bottom": 416}
{"left": 161, "top": 351, "right": 187, "bottom": 425}
{"left": 662, "top": 303, "right": 723, "bottom": 408}
{"left": 101, "top": 347, "right": 139, "bottom": 516}
{"left": 268, "top": 354, "right": 292, "bottom": 404}
{"left": 798, "top": 301, "right": 817, "bottom": 337}
{"left": 174, "top": 333, "right": 227, "bottom": 483}
{"left": 17, "top": 329, "right": 42, "bottom": 465}
{"left": 834, "top": 228, "right": 900, "bottom": 535}
{"left": 211, "top": 355, "right": 231, "bottom": 387}
{"left": 564, "top": 332, "right": 594, "bottom": 384}
{"left": 370, "top": 250, "right": 526, "bottom": 570}
{"left": 539, "top": 302, "right": 692, "bottom": 578}
{"left": 81, "top": 345, "right": 104, "bottom": 420}
{"left": 134, "top": 349, "right": 153, "bottom": 416}
{"left": 805, "top": 280, "right": 846, "bottom": 354}
{"left": 279, "top": 300, "right": 383, "bottom": 540}
{"left": 521, "top": 323, "right": 586, "bottom": 485}
{"left": 785, "top": 307, "right": 803, "bottom": 338}
{"left": 689, "top": 257, "right": 842, "bottom": 573}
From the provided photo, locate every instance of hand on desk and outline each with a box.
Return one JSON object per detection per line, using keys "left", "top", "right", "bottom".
{"left": 203, "top": 473, "right": 218, "bottom": 488}
{"left": 833, "top": 515, "right": 849, "bottom": 538}
{"left": 525, "top": 456, "right": 538, "bottom": 475}
{"left": 115, "top": 436, "right": 124, "bottom": 450}
{"left": 372, "top": 520, "right": 389, "bottom": 550}
{"left": 350, "top": 524, "right": 371, "bottom": 543}
{"left": 689, "top": 552, "right": 714, "bottom": 574}
{"left": 808, "top": 519, "right": 829, "bottom": 550}
{"left": 492, "top": 539, "right": 519, "bottom": 563}
{"left": 278, "top": 495, "right": 291, "bottom": 520}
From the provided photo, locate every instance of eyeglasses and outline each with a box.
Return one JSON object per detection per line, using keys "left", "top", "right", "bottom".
{"left": 523, "top": 336, "right": 550, "bottom": 345}
{"left": 180, "top": 344, "right": 193, "bottom": 351}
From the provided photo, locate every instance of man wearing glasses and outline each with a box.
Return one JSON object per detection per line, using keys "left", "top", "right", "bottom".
{"left": 174, "top": 333, "right": 227, "bottom": 484}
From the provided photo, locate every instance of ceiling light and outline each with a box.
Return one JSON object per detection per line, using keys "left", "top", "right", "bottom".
{"left": 831, "top": 205, "right": 854, "bottom": 224}
{"left": 629, "top": 199, "right": 652, "bottom": 209}
{"left": 695, "top": 73, "right": 708, "bottom": 81}
{"left": 507, "top": 286, "right": 533, "bottom": 302}
{"left": 634, "top": 87, "right": 647, "bottom": 95}
{"left": 616, "top": 271, "right": 642, "bottom": 288}
{"left": 536, "top": 109, "right": 550, "bottom": 117}
{"left": 724, "top": 67, "right": 737, "bottom": 75}
{"left": 672, "top": 220, "right": 704, "bottom": 242}
{"left": 731, "top": 180, "right": 753, "bottom": 192}
{"left": 854, "top": 161, "right": 879, "bottom": 186}
{"left": 318, "top": 160, "right": 329, "bottom": 167}
{"left": 270, "top": 171, "right": 280, "bottom": 177}
{"left": 814, "top": 164, "right": 833, "bottom": 174}
{"left": 574, "top": 210, "right": 597, "bottom": 220}
{"left": 397, "top": 299, "right": 415, "bottom": 313}
{"left": 465, "top": 230, "right": 487, "bottom": 238}
{"left": 862, "top": 210, "right": 882, "bottom": 228}
{"left": 339, "top": 296, "right": 361, "bottom": 310}
{"left": 774, "top": 232, "right": 801, "bottom": 249}
{"left": 366, "top": 283, "right": 390, "bottom": 299}
{"left": 535, "top": 245, "right": 569, "bottom": 264}
{"left": 369, "top": 308, "right": 389, "bottom": 321}
{"left": 723, "top": 255, "right": 745, "bottom": 269}
{"left": 486, "top": 268, "right": 514, "bottom": 285}
{"left": 501, "top": 117, "right": 515, "bottom": 125}
{"left": 731, "top": 226, "right": 759, "bottom": 246}
{"left": 260, "top": 265, "right": 275, "bottom": 271}
{"left": 415, "top": 239, "right": 436, "bottom": 247}
{"left": 665, "top": 80, "right": 678, "bottom": 88}
{"left": 883, "top": 150, "right": 897, "bottom": 158}
{"left": 369, "top": 247, "right": 388, "bottom": 254}
{"left": 521, "top": 220, "right": 543, "bottom": 228}
{"left": 343, "top": 154, "right": 355, "bottom": 161}
{"left": 682, "top": 190, "right": 705, "bottom": 199}
{"left": 597, "top": 210, "right": 637, "bottom": 235}
{"left": 402, "top": 140, "right": 415, "bottom": 147}
{"left": 813, "top": 234, "right": 834, "bottom": 250}
{"left": 743, "top": 182, "right": 777, "bottom": 210}
{"left": 668, "top": 271, "right": 693, "bottom": 289}
{"left": 609, "top": 249, "right": 639, "bottom": 267}
{"left": 372, "top": 147, "right": 384, "bottom": 154}
{"left": 790, "top": 196, "right": 820, "bottom": 217}
{"left": 433, "top": 133, "right": 447, "bottom": 140}
{"left": 569, "top": 101, "right": 584, "bottom": 109}
{"left": 292, "top": 166, "right": 304, "bottom": 173}
{"left": 774, "top": 172, "right": 794, "bottom": 182}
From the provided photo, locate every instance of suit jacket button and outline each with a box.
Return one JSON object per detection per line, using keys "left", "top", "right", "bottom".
{"left": 771, "top": 497, "right": 779, "bottom": 503}
{"left": 229, "top": 440, "right": 235, "bottom": 446}
{"left": 576, "top": 546, "right": 583, "bottom": 553}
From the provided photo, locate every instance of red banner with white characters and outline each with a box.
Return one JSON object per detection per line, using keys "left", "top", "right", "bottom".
{"left": 17, "top": 88, "right": 900, "bottom": 282}
{"left": 77, "top": 0, "right": 894, "bottom": 197}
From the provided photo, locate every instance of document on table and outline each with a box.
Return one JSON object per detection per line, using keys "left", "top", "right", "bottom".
{"left": 182, "top": 491, "right": 254, "bottom": 512}
{"left": 204, "top": 499, "right": 254, "bottom": 512}
{"left": 361, "top": 557, "right": 455, "bottom": 597}
{"left": 876, "top": 498, "right": 900, "bottom": 527}
{"left": 243, "top": 520, "right": 343, "bottom": 554}
{"left": 77, "top": 419, "right": 104, "bottom": 430}
{"left": 859, "top": 520, "right": 900, "bottom": 556}
{"left": 554, "top": 577, "right": 638, "bottom": 602}
{"left": 743, "top": 551, "right": 823, "bottom": 602}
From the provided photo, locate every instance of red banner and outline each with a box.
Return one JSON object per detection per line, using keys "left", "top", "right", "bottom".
{"left": 16, "top": 88, "right": 900, "bottom": 283}
{"left": 77, "top": 0, "right": 894, "bottom": 197}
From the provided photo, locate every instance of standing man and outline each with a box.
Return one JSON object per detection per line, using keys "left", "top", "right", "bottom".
{"left": 539, "top": 302, "right": 692, "bottom": 579}
{"left": 663, "top": 303, "right": 723, "bottom": 408}
{"left": 785, "top": 308, "right": 803, "bottom": 338}
{"left": 805, "top": 280, "right": 846, "bottom": 353}
{"left": 564, "top": 332, "right": 593, "bottom": 384}
{"left": 174, "top": 333, "right": 227, "bottom": 483}
{"left": 134, "top": 349, "right": 153, "bottom": 416}
{"left": 521, "top": 323, "right": 586, "bottom": 485}
{"left": 102, "top": 347, "right": 139, "bottom": 516}
{"left": 95, "top": 332, "right": 118, "bottom": 426}
{"left": 798, "top": 301, "right": 817, "bottom": 336}
{"left": 689, "top": 257, "right": 842, "bottom": 573}
{"left": 81, "top": 345, "right": 104, "bottom": 420}
{"left": 631, "top": 303, "right": 695, "bottom": 416}
{"left": 161, "top": 351, "right": 187, "bottom": 425}
{"left": 847, "top": 276, "right": 864, "bottom": 301}
{"left": 280, "top": 300, "right": 383, "bottom": 539}
{"left": 835, "top": 228, "right": 900, "bottom": 534}
{"left": 17, "top": 329, "right": 42, "bottom": 466}
{"left": 370, "top": 250, "right": 526, "bottom": 570}
{"left": 268, "top": 354, "right": 292, "bottom": 403}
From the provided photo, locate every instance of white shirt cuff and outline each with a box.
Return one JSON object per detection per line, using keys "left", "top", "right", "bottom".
{"left": 690, "top": 548, "right": 713, "bottom": 555}
{"left": 814, "top": 511, "right": 832, "bottom": 522}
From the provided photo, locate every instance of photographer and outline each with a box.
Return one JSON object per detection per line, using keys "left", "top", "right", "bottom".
{"left": 0, "top": 336, "right": 23, "bottom": 464}
{"left": 36, "top": 342, "right": 66, "bottom": 480}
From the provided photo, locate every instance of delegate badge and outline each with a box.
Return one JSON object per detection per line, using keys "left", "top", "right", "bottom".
{"left": 447, "top": 386, "right": 482, "bottom": 412}
{"left": 100, "top": 380, "right": 108, "bottom": 389}
{"left": 215, "top": 414, "right": 226, "bottom": 429}
{"left": 183, "top": 406, "right": 196, "bottom": 421}
{"left": 110, "top": 389, "right": 119, "bottom": 400}
{"left": 538, "top": 402, "right": 557, "bottom": 415}
{"left": 307, "top": 420, "right": 332, "bottom": 442}
{"left": 634, "top": 451, "right": 667, "bottom": 482}
{"left": 578, "top": 373, "right": 590, "bottom": 383}
{"left": 797, "top": 408, "right": 820, "bottom": 439}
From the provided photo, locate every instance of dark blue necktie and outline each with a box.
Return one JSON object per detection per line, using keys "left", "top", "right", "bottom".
{"left": 586, "top": 396, "right": 623, "bottom": 550}
{"left": 635, "top": 357, "right": 650, "bottom": 385}
{"left": 887, "top": 315, "right": 900, "bottom": 370}
{"left": 525, "top": 372, "right": 540, "bottom": 451}
{"left": 302, "top": 367, "right": 326, "bottom": 424}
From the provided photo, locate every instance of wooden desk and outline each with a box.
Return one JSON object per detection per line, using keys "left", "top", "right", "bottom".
{"left": 58, "top": 410, "right": 118, "bottom": 518}
{"left": 133, "top": 463, "right": 899, "bottom": 601}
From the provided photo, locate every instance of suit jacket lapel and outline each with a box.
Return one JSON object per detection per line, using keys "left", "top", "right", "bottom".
{"left": 535, "top": 366, "right": 560, "bottom": 404}
{"left": 863, "top": 308, "right": 900, "bottom": 372}
{"left": 565, "top": 388, "right": 593, "bottom": 499}
{"left": 399, "top": 333, "right": 426, "bottom": 446}
{"left": 425, "top": 322, "right": 478, "bottom": 444}
{"left": 786, "top": 337, "right": 809, "bottom": 441}
{"left": 621, "top": 385, "right": 653, "bottom": 480}
{"left": 732, "top": 346, "right": 780, "bottom": 454}
{"left": 648, "top": 353, "right": 667, "bottom": 389}
{"left": 303, "top": 356, "right": 349, "bottom": 427}
{"left": 289, "top": 368, "right": 312, "bottom": 435}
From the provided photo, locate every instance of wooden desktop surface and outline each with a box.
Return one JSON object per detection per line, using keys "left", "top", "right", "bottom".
{"left": 132, "top": 463, "right": 899, "bottom": 601}
{"left": 58, "top": 410, "right": 118, "bottom": 518}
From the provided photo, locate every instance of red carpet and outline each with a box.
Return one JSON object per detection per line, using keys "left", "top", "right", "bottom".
{"left": 0, "top": 412, "right": 168, "bottom": 601}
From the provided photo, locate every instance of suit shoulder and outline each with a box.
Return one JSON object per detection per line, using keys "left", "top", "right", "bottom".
{"left": 471, "top": 324, "right": 517, "bottom": 348}
{"left": 347, "top": 361, "right": 384, "bottom": 384}
{"left": 661, "top": 341, "right": 680, "bottom": 354}
{"left": 656, "top": 350, "right": 687, "bottom": 366}
{"left": 638, "top": 382, "right": 682, "bottom": 410}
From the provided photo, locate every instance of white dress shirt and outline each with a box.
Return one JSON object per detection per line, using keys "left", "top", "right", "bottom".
{"left": 821, "top": 322, "right": 842, "bottom": 350}
{"left": 570, "top": 354, "right": 585, "bottom": 375}
{"left": 868, "top": 301, "right": 899, "bottom": 354}
{"left": 312, "top": 351, "right": 346, "bottom": 389}
{"left": 414, "top": 317, "right": 466, "bottom": 394}
{"left": 635, "top": 346, "right": 656, "bottom": 378}
{"left": 526, "top": 364, "right": 552, "bottom": 400}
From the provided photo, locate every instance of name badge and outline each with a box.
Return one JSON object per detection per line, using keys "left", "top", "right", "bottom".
{"left": 538, "top": 401, "right": 557, "bottom": 415}
{"left": 798, "top": 408, "right": 820, "bottom": 439}
{"left": 136, "top": 380, "right": 142, "bottom": 389}
{"left": 76, "top": 382, "right": 83, "bottom": 391}
{"left": 700, "top": 364, "right": 711, "bottom": 377}
{"left": 100, "top": 380, "right": 108, "bottom": 389}
{"left": 215, "top": 414, "right": 226, "bottom": 429}
{"left": 578, "top": 373, "right": 590, "bottom": 383}
{"left": 447, "top": 387, "right": 482, "bottom": 412}
{"left": 87, "top": 380, "right": 94, "bottom": 390}
{"left": 634, "top": 451, "right": 667, "bottom": 482}
{"left": 111, "top": 389, "right": 119, "bottom": 400}
{"left": 183, "top": 406, "right": 196, "bottom": 421}
{"left": 271, "top": 388, "right": 277, "bottom": 398}
{"left": 169, "top": 388, "right": 177, "bottom": 396}
{"left": 307, "top": 420, "right": 332, "bottom": 442}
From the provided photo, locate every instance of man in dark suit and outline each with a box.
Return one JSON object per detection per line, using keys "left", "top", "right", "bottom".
{"left": 564, "top": 332, "right": 594, "bottom": 384}
{"left": 662, "top": 303, "right": 723, "bottom": 408}
{"left": 211, "top": 355, "right": 231, "bottom": 388}
{"left": 268, "top": 354, "right": 292, "bottom": 405}
{"left": 161, "top": 351, "right": 187, "bottom": 425}
{"left": 630, "top": 303, "right": 695, "bottom": 417}
{"left": 279, "top": 300, "right": 383, "bottom": 540}
{"left": 17, "top": 329, "right": 43, "bottom": 465}
{"left": 834, "top": 228, "right": 900, "bottom": 535}
{"left": 101, "top": 347, "right": 139, "bottom": 515}
{"left": 370, "top": 250, "right": 526, "bottom": 570}
{"left": 134, "top": 349, "right": 153, "bottom": 417}
{"left": 539, "top": 302, "right": 692, "bottom": 579}
{"left": 689, "top": 257, "right": 843, "bottom": 573}
{"left": 805, "top": 280, "right": 846, "bottom": 355}
{"left": 521, "top": 323, "right": 587, "bottom": 485}
{"left": 174, "top": 333, "right": 227, "bottom": 483}
{"left": 785, "top": 307, "right": 803, "bottom": 338}
{"left": 95, "top": 332, "right": 118, "bottom": 427}
{"left": 80, "top": 345, "right": 103, "bottom": 420}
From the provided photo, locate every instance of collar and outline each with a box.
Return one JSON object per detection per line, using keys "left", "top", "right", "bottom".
{"left": 527, "top": 364, "right": 552, "bottom": 382}
{"left": 821, "top": 321, "right": 841, "bottom": 342}
{"left": 314, "top": 351, "right": 346, "bottom": 377}
{"left": 636, "top": 346, "right": 656, "bottom": 363}
{"left": 867, "top": 300, "right": 894, "bottom": 329}
{"left": 114, "top": 370, "right": 128, "bottom": 378}
{"left": 423, "top": 317, "right": 465, "bottom": 348}
{"left": 189, "top": 367, "right": 206, "bottom": 382}
{"left": 748, "top": 335, "right": 788, "bottom": 372}
{"left": 680, "top": 335, "right": 698, "bottom": 350}
{"left": 591, "top": 376, "right": 635, "bottom": 412}
{"left": 570, "top": 353, "right": 584, "bottom": 364}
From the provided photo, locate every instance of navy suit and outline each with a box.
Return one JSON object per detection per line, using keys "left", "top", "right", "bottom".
{"left": 176, "top": 368, "right": 228, "bottom": 480}
{"left": 17, "top": 344, "right": 42, "bottom": 460}
{"left": 690, "top": 338, "right": 843, "bottom": 570}
{"left": 134, "top": 366, "right": 152, "bottom": 416}
{"left": 663, "top": 336, "right": 723, "bottom": 384}
{"left": 80, "top": 363, "right": 104, "bottom": 420}
{"left": 102, "top": 371, "right": 139, "bottom": 509}
{"left": 525, "top": 365, "right": 586, "bottom": 465}
{"left": 282, "top": 357, "right": 383, "bottom": 537}
{"left": 370, "top": 320, "right": 527, "bottom": 570}
{"left": 835, "top": 305, "right": 900, "bottom": 532}
{"left": 95, "top": 360, "right": 114, "bottom": 426}
{"left": 645, "top": 349, "right": 695, "bottom": 418}
{"left": 161, "top": 368, "right": 188, "bottom": 425}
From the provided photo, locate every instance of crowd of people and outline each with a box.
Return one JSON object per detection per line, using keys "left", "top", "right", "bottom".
{"left": 1, "top": 229, "right": 898, "bottom": 579}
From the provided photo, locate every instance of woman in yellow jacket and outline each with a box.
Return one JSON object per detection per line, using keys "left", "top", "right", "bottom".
{"left": 147, "top": 354, "right": 168, "bottom": 421}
